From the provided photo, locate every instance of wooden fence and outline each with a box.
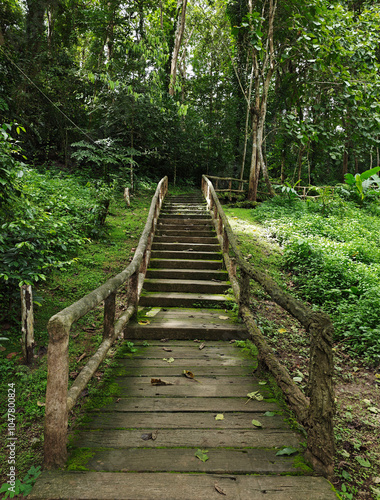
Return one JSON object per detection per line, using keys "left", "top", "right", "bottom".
{"left": 43, "top": 176, "right": 168, "bottom": 469}
{"left": 201, "top": 175, "right": 335, "bottom": 479}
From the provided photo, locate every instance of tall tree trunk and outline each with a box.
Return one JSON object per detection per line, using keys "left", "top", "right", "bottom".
{"left": 169, "top": 0, "right": 188, "bottom": 96}
{"left": 247, "top": 0, "right": 277, "bottom": 200}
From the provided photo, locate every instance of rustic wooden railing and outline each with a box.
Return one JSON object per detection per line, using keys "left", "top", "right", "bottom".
{"left": 205, "top": 175, "right": 248, "bottom": 199}
{"left": 202, "top": 174, "right": 335, "bottom": 479}
{"left": 43, "top": 176, "right": 168, "bottom": 469}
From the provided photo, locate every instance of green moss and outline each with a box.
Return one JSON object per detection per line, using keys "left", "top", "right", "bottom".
{"left": 292, "top": 455, "right": 313, "bottom": 474}
{"left": 66, "top": 448, "right": 95, "bottom": 471}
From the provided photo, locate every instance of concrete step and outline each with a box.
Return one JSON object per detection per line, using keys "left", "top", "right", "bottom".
{"left": 150, "top": 250, "right": 222, "bottom": 260}
{"left": 159, "top": 214, "right": 211, "bottom": 220}
{"left": 143, "top": 278, "right": 230, "bottom": 294}
{"left": 157, "top": 218, "right": 213, "bottom": 225}
{"left": 152, "top": 242, "right": 220, "bottom": 252}
{"left": 139, "top": 292, "right": 234, "bottom": 308}
{"left": 124, "top": 308, "right": 246, "bottom": 340}
{"left": 156, "top": 226, "right": 216, "bottom": 236}
{"left": 149, "top": 259, "right": 223, "bottom": 270}
{"left": 153, "top": 236, "right": 218, "bottom": 244}
{"left": 155, "top": 230, "right": 216, "bottom": 238}
{"left": 145, "top": 269, "right": 228, "bottom": 280}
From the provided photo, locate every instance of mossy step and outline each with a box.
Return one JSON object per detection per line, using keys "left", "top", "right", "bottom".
{"left": 150, "top": 250, "right": 222, "bottom": 260}
{"left": 145, "top": 268, "right": 228, "bottom": 280}
{"left": 139, "top": 291, "right": 233, "bottom": 308}
{"left": 143, "top": 278, "right": 230, "bottom": 294}
{"left": 153, "top": 235, "right": 219, "bottom": 244}
{"left": 148, "top": 259, "right": 223, "bottom": 269}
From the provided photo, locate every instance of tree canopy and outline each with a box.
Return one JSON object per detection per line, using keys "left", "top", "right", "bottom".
{"left": 0, "top": 0, "right": 379, "bottom": 190}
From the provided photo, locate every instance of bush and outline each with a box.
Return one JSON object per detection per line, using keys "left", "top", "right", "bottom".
{"left": 250, "top": 196, "right": 380, "bottom": 362}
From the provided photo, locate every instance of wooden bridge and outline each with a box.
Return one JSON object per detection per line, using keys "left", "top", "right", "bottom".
{"left": 30, "top": 189, "right": 338, "bottom": 499}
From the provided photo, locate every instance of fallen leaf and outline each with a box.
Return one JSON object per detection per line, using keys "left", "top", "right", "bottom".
{"left": 219, "top": 315, "right": 229, "bottom": 320}
{"left": 356, "top": 456, "right": 371, "bottom": 468}
{"left": 141, "top": 433, "right": 153, "bottom": 441}
{"left": 193, "top": 339, "right": 201, "bottom": 343}
{"left": 229, "top": 339, "right": 236, "bottom": 343}
{"left": 163, "top": 357, "right": 175, "bottom": 363}
{"left": 276, "top": 447, "right": 298, "bottom": 456}
{"left": 138, "top": 320, "right": 150, "bottom": 325}
{"left": 368, "top": 407, "right": 379, "bottom": 414}
{"left": 199, "top": 342, "right": 205, "bottom": 350}
{"left": 151, "top": 378, "right": 173, "bottom": 386}
{"left": 6, "top": 352, "right": 17, "bottom": 359}
{"left": 37, "top": 401, "right": 45, "bottom": 407}
{"left": 278, "top": 328, "right": 287, "bottom": 334}
{"left": 258, "top": 381, "right": 267, "bottom": 385}
{"left": 214, "top": 484, "right": 226, "bottom": 496}
{"left": 293, "top": 376, "right": 303, "bottom": 383}
{"left": 0, "top": 346, "right": 6, "bottom": 352}
{"left": 160, "top": 338, "right": 169, "bottom": 342}
{"left": 251, "top": 419, "right": 263, "bottom": 428}
{"left": 245, "top": 391, "right": 264, "bottom": 404}
{"left": 264, "top": 411, "right": 276, "bottom": 417}
{"left": 162, "top": 347, "right": 172, "bottom": 352}
{"left": 183, "top": 370, "right": 194, "bottom": 379}
{"left": 145, "top": 308, "right": 161, "bottom": 317}
{"left": 215, "top": 414, "right": 224, "bottom": 421}
{"left": 115, "top": 398, "right": 121, "bottom": 403}
{"left": 151, "top": 431, "right": 158, "bottom": 440}
{"left": 195, "top": 449, "right": 209, "bottom": 462}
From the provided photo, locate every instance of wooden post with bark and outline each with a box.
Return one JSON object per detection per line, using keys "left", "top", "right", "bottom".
{"left": 20, "top": 284, "right": 34, "bottom": 364}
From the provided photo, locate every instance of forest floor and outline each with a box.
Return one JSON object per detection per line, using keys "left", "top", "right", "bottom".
{"left": 1, "top": 190, "right": 379, "bottom": 500}
{"left": 225, "top": 208, "right": 380, "bottom": 500}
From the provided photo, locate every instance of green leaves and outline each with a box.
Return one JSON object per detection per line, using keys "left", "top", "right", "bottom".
{"left": 195, "top": 449, "right": 209, "bottom": 462}
{"left": 276, "top": 447, "right": 298, "bottom": 456}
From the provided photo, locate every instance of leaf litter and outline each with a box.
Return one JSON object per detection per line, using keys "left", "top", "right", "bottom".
{"left": 151, "top": 378, "right": 173, "bottom": 386}
{"left": 195, "top": 449, "right": 209, "bottom": 462}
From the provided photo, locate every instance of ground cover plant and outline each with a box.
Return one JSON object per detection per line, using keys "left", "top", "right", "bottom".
{"left": 225, "top": 196, "right": 380, "bottom": 500}
{"left": 227, "top": 192, "right": 380, "bottom": 366}
{"left": 0, "top": 177, "right": 154, "bottom": 494}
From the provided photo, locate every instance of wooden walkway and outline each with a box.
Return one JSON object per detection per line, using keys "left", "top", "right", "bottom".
{"left": 30, "top": 193, "right": 337, "bottom": 499}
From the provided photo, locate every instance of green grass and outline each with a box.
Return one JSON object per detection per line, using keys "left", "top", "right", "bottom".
{"left": 225, "top": 195, "right": 380, "bottom": 364}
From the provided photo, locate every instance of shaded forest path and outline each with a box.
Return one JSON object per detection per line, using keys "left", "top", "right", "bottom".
{"left": 30, "top": 194, "right": 337, "bottom": 499}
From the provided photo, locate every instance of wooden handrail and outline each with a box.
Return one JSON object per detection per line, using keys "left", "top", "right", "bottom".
{"left": 43, "top": 176, "right": 168, "bottom": 469}
{"left": 201, "top": 175, "right": 335, "bottom": 479}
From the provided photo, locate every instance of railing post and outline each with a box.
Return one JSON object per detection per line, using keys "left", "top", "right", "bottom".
{"left": 103, "top": 291, "right": 116, "bottom": 339}
{"left": 128, "top": 270, "right": 139, "bottom": 310}
{"left": 44, "top": 317, "right": 70, "bottom": 469}
{"left": 239, "top": 269, "right": 250, "bottom": 313}
{"left": 218, "top": 214, "right": 223, "bottom": 236}
{"left": 305, "top": 314, "right": 335, "bottom": 479}
{"left": 222, "top": 227, "right": 229, "bottom": 254}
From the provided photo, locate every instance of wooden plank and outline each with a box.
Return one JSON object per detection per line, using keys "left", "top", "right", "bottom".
{"left": 89, "top": 397, "right": 279, "bottom": 413}
{"left": 114, "top": 365, "right": 254, "bottom": 377}
{"left": 116, "top": 357, "right": 254, "bottom": 367}
{"left": 30, "top": 472, "right": 338, "bottom": 500}
{"left": 85, "top": 448, "right": 298, "bottom": 473}
{"left": 128, "top": 345, "right": 251, "bottom": 358}
{"left": 74, "top": 428, "right": 301, "bottom": 449}
{"left": 114, "top": 379, "right": 271, "bottom": 398}
{"left": 79, "top": 412, "right": 287, "bottom": 430}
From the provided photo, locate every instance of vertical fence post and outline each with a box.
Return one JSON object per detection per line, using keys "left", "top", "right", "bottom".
{"left": 103, "top": 291, "right": 116, "bottom": 339}
{"left": 20, "top": 284, "right": 34, "bottom": 364}
{"left": 44, "top": 318, "right": 70, "bottom": 468}
{"left": 239, "top": 268, "right": 250, "bottom": 313}
{"left": 305, "top": 315, "right": 335, "bottom": 478}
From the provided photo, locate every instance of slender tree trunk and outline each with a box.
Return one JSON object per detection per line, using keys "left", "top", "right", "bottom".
{"left": 169, "top": 0, "right": 188, "bottom": 96}
{"left": 247, "top": 0, "right": 277, "bottom": 200}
